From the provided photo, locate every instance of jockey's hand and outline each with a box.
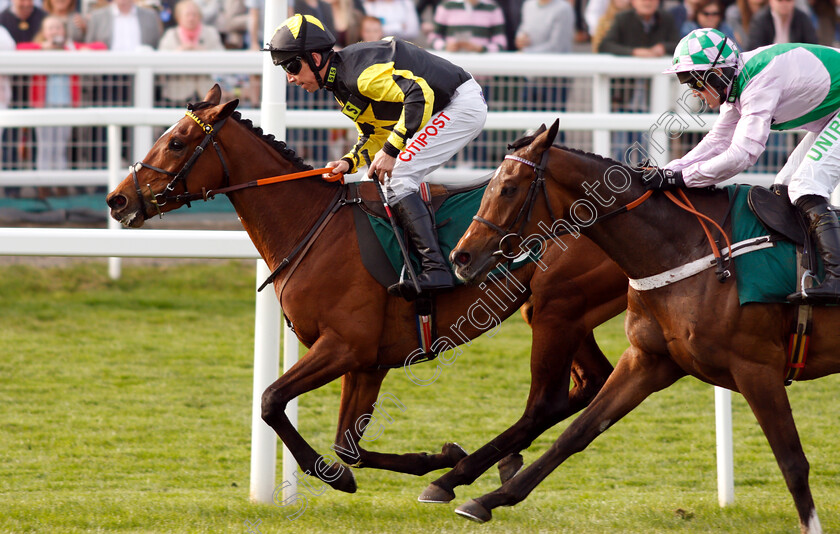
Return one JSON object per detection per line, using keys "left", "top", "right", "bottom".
{"left": 642, "top": 167, "right": 685, "bottom": 191}
{"left": 326, "top": 159, "right": 349, "bottom": 178}
{"left": 369, "top": 152, "right": 396, "bottom": 184}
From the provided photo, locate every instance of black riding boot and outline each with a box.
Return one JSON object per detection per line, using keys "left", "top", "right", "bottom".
{"left": 788, "top": 194, "right": 840, "bottom": 303}
{"left": 387, "top": 192, "right": 454, "bottom": 298}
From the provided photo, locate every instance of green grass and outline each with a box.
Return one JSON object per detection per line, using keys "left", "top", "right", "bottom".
{"left": 1, "top": 261, "right": 839, "bottom": 533}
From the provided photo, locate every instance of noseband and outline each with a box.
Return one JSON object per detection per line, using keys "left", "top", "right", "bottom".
{"left": 131, "top": 109, "right": 231, "bottom": 219}
{"left": 472, "top": 149, "right": 556, "bottom": 257}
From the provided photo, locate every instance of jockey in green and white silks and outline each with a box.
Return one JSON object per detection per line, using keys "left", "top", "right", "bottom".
{"left": 654, "top": 28, "right": 840, "bottom": 303}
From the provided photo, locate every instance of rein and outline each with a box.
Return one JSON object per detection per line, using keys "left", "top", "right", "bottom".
{"left": 130, "top": 109, "right": 345, "bottom": 218}
{"left": 479, "top": 150, "right": 735, "bottom": 282}
{"left": 474, "top": 153, "right": 654, "bottom": 258}
{"left": 132, "top": 108, "right": 347, "bottom": 293}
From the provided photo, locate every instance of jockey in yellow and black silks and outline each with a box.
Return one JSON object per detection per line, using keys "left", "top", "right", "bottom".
{"left": 264, "top": 14, "right": 488, "bottom": 298}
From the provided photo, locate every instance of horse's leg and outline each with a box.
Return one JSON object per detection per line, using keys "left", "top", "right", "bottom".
{"left": 261, "top": 331, "right": 368, "bottom": 494}
{"left": 331, "top": 369, "right": 468, "bottom": 475}
{"left": 733, "top": 367, "right": 821, "bottom": 533}
{"left": 454, "top": 346, "right": 685, "bottom": 522}
{"left": 420, "top": 331, "right": 612, "bottom": 503}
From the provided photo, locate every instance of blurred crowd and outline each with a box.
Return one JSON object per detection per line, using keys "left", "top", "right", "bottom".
{"left": 0, "top": 0, "right": 837, "bottom": 195}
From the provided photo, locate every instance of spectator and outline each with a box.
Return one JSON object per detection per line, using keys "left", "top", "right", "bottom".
{"left": 155, "top": 0, "right": 178, "bottom": 29}
{"left": 668, "top": 0, "right": 703, "bottom": 33}
{"left": 17, "top": 15, "right": 103, "bottom": 184}
{"left": 681, "top": 0, "right": 737, "bottom": 41}
{"left": 157, "top": 0, "right": 223, "bottom": 105}
{"left": 0, "top": 0, "right": 47, "bottom": 175}
{"left": 428, "top": 0, "right": 507, "bottom": 52}
{"left": 515, "top": 0, "right": 574, "bottom": 53}
{"left": 809, "top": 0, "right": 836, "bottom": 46}
{"left": 598, "top": 0, "right": 678, "bottom": 161}
{"left": 0, "top": 0, "right": 47, "bottom": 43}
{"left": 363, "top": 0, "right": 419, "bottom": 41}
{"left": 591, "top": 0, "right": 630, "bottom": 51}
{"left": 158, "top": 0, "right": 221, "bottom": 50}
{"left": 746, "top": 0, "right": 817, "bottom": 48}
{"left": 584, "top": 0, "right": 609, "bottom": 40}
{"left": 215, "top": 0, "right": 247, "bottom": 48}
{"left": 244, "top": 0, "right": 261, "bottom": 49}
{"left": 0, "top": 24, "right": 13, "bottom": 179}
{"left": 495, "top": 0, "right": 521, "bottom": 50}
{"left": 359, "top": 13, "right": 383, "bottom": 41}
{"left": 85, "top": 0, "right": 162, "bottom": 49}
{"left": 85, "top": 0, "right": 161, "bottom": 171}
{"left": 725, "top": 0, "right": 766, "bottom": 48}
{"left": 326, "top": 0, "right": 365, "bottom": 47}
{"left": 42, "top": 0, "right": 85, "bottom": 42}
{"left": 293, "top": 0, "right": 336, "bottom": 35}
{"left": 598, "top": 0, "right": 679, "bottom": 56}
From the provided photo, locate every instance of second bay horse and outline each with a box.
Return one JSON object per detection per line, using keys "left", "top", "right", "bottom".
{"left": 450, "top": 119, "right": 840, "bottom": 533}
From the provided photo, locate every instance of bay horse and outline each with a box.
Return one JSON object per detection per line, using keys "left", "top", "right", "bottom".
{"left": 449, "top": 119, "right": 840, "bottom": 533}
{"left": 105, "top": 86, "right": 626, "bottom": 501}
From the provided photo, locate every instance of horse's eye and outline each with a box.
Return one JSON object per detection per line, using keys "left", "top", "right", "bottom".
{"left": 168, "top": 138, "right": 185, "bottom": 151}
{"left": 501, "top": 185, "right": 517, "bottom": 198}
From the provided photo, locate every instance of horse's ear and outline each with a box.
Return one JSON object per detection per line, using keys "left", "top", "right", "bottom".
{"left": 215, "top": 98, "right": 239, "bottom": 121}
{"left": 534, "top": 123, "right": 547, "bottom": 137}
{"left": 547, "top": 119, "right": 559, "bottom": 145}
{"left": 204, "top": 84, "right": 222, "bottom": 105}
{"left": 532, "top": 119, "right": 560, "bottom": 153}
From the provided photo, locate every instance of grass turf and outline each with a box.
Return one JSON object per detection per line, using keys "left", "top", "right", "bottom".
{"left": 1, "top": 261, "right": 838, "bottom": 533}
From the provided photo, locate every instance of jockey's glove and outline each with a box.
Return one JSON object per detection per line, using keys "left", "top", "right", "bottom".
{"left": 642, "top": 167, "right": 685, "bottom": 191}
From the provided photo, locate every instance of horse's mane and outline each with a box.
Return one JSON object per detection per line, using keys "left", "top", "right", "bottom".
{"left": 508, "top": 130, "right": 644, "bottom": 179}
{"left": 189, "top": 101, "right": 313, "bottom": 171}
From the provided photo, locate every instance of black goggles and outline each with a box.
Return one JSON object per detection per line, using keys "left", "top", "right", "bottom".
{"left": 677, "top": 71, "right": 706, "bottom": 91}
{"left": 272, "top": 53, "right": 303, "bottom": 75}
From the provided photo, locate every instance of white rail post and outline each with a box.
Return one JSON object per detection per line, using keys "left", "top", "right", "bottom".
{"left": 248, "top": 0, "right": 292, "bottom": 505}
{"left": 715, "top": 386, "right": 734, "bottom": 506}
{"left": 592, "top": 73, "right": 611, "bottom": 157}
{"left": 250, "top": 260, "right": 282, "bottom": 503}
{"left": 133, "top": 67, "right": 155, "bottom": 164}
{"left": 107, "top": 124, "right": 122, "bottom": 280}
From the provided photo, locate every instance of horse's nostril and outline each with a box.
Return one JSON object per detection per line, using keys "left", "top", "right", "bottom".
{"left": 107, "top": 194, "right": 127, "bottom": 210}
{"left": 454, "top": 251, "right": 471, "bottom": 267}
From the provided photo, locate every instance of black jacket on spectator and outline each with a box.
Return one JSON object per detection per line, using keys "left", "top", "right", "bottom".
{"left": 597, "top": 8, "right": 679, "bottom": 55}
{"left": 0, "top": 6, "right": 46, "bottom": 43}
{"left": 746, "top": 6, "right": 818, "bottom": 50}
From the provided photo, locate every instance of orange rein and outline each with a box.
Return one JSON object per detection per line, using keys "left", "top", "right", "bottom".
{"left": 253, "top": 167, "right": 345, "bottom": 187}
{"left": 198, "top": 167, "right": 345, "bottom": 201}
{"left": 664, "top": 189, "right": 733, "bottom": 268}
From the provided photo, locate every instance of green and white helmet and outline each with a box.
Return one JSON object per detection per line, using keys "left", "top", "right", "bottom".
{"left": 664, "top": 28, "right": 740, "bottom": 74}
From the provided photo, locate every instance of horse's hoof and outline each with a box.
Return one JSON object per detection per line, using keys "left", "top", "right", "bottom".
{"left": 455, "top": 499, "right": 492, "bottom": 523}
{"left": 418, "top": 483, "right": 455, "bottom": 504}
{"left": 443, "top": 442, "right": 469, "bottom": 464}
{"left": 328, "top": 465, "right": 357, "bottom": 494}
{"left": 498, "top": 453, "right": 524, "bottom": 484}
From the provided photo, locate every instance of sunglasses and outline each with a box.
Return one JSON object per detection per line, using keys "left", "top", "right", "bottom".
{"left": 272, "top": 53, "right": 303, "bottom": 75}
{"left": 700, "top": 10, "right": 721, "bottom": 15}
{"left": 677, "top": 72, "right": 707, "bottom": 91}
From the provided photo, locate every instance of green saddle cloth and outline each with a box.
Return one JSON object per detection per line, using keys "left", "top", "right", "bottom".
{"left": 367, "top": 185, "right": 539, "bottom": 284}
{"left": 726, "top": 185, "right": 822, "bottom": 305}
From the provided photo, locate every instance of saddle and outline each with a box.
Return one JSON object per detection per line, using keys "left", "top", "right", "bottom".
{"left": 747, "top": 185, "right": 808, "bottom": 247}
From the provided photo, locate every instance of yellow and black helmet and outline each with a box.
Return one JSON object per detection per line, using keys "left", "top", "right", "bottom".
{"left": 265, "top": 14, "right": 336, "bottom": 66}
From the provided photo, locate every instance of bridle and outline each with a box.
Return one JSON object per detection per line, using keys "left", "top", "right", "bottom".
{"left": 472, "top": 149, "right": 556, "bottom": 257}
{"left": 130, "top": 109, "right": 231, "bottom": 219}
{"left": 474, "top": 145, "right": 735, "bottom": 282}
